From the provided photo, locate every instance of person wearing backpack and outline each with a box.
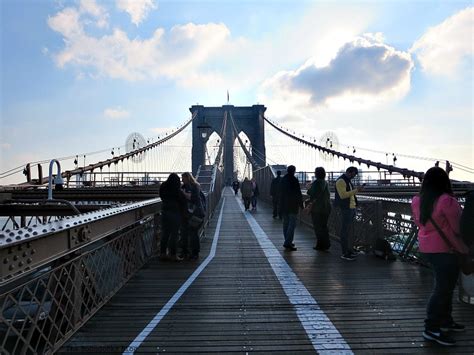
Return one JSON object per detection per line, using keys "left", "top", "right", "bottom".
{"left": 460, "top": 190, "right": 474, "bottom": 249}
{"left": 411, "top": 167, "right": 469, "bottom": 346}
{"left": 180, "top": 172, "right": 204, "bottom": 261}
{"left": 307, "top": 167, "right": 331, "bottom": 251}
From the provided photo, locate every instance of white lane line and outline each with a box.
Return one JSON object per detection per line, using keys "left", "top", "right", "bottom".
{"left": 235, "top": 196, "right": 353, "bottom": 354}
{"left": 123, "top": 198, "right": 226, "bottom": 355}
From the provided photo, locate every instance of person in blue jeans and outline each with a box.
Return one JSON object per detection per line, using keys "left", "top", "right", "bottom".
{"left": 279, "top": 165, "right": 303, "bottom": 251}
{"left": 335, "top": 167, "right": 364, "bottom": 261}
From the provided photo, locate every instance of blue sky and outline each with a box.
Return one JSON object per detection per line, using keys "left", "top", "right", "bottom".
{"left": 1, "top": 0, "right": 473, "bottom": 181}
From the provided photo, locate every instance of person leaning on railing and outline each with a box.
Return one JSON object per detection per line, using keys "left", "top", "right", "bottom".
{"left": 411, "top": 166, "right": 469, "bottom": 346}
{"left": 306, "top": 167, "right": 331, "bottom": 251}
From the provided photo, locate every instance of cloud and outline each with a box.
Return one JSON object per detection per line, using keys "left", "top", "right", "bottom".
{"left": 116, "top": 0, "right": 157, "bottom": 26}
{"left": 259, "top": 33, "right": 413, "bottom": 115}
{"left": 410, "top": 7, "right": 473, "bottom": 76}
{"left": 48, "top": 2, "right": 230, "bottom": 82}
{"left": 104, "top": 107, "right": 130, "bottom": 119}
{"left": 80, "top": 0, "right": 109, "bottom": 28}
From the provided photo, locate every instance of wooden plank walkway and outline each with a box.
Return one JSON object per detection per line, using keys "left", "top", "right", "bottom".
{"left": 59, "top": 188, "right": 474, "bottom": 354}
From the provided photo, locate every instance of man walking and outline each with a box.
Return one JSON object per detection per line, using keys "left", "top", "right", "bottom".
{"left": 279, "top": 165, "right": 303, "bottom": 251}
{"left": 335, "top": 166, "right": 363, "bottom": 260}
{"left": 270, "top": 170, "right": 282, "bottom": 219}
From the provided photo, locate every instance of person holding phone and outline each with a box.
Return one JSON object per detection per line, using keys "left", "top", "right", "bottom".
{"left": 335, "top": 166, "right": 364, "bottom": 261}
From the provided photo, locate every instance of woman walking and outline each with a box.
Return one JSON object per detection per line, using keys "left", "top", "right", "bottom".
{"left": 411, "top": 167, "right": 469, "bottom": 346}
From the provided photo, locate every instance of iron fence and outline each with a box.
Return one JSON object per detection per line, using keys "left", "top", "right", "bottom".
{"left": 254, "top": 165, "right": 422, "bottom": 262}
{"left": 0, "top": 218, "right": 156, "bottom": 354}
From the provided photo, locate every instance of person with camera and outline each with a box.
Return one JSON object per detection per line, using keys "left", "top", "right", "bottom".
{"left": 335, "top": 166, "right": 364, "bottom": 261}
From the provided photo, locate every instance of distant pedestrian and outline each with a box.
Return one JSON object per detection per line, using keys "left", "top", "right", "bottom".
{"left": 270, "top": 171, "right": 282, "bottom": 219}
{"left": 159, "top": 173, "right": 187, "bottom": 261}
{"left": 279, "top": 165, "right": 303, "bottom": 251}
{"left": 241, "top": 177, "right": 253, "bottom": 210}
{"left": 335, "top": 166, "right": 363, "bottom": 261}
{"left": 251, "top": 178, "right": 259, "bottom": 211}
{"left": 307, "top": 167, "right": 331, "bottom": 251}
{"left": 180, "top": 172, "right": 205, "bottom": 261}
{"left": 411, "top": 167, "right": 469, "bottom": 346}
{"left": 232, "top": 180, "right": 240, "bottom": 195}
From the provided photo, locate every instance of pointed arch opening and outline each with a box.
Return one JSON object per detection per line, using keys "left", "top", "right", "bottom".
{"left": 205, "top": 131, "right": 222, "bottom": 165}
{"left": 233, "top": 131, "right": 252, "bottom": 180}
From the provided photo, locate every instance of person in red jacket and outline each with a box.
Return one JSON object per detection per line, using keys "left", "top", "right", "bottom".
{"left": 411, "top": 167, "right": 469, "bottom": 346}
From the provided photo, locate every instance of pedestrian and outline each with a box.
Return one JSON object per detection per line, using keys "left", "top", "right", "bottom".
{"left": 232, "top": 180, "right": 240, "bottom": 195}
{"left": 159, "top": 173, "right": 187, "bottom": 261}
{"left": 241, "top": 177, "right": 253, "bottom": 211}
{"left": 270, "top": 170, "right": 282, "bottom": 219}
{"left": 251, "top": 178, "right": 259, "bottom": 211}
{"left": 335, "top": 166, "right": 364, "bottom": 261}
{"left": 179, "top": 172, "right": 205, "bottom": 261}
{"left": 411, "top": 167, "right": 469, "bottom": 346}
{"left": 307, "top": 167, "right": 331, "bottom": 251}
{"left": 279, "top": 165, "right": 303, "bottom": 251}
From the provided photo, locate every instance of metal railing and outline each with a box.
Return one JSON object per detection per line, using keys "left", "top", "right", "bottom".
{"left": 0, "top": 171, "right": 223, "bottom": 354}
{"left": 254, "top": 165, "right": 421, "bottom": 261}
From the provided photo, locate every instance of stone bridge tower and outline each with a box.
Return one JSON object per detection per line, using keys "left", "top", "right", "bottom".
{"left": 190, "top": 104, "right": 266, "bottom": 184}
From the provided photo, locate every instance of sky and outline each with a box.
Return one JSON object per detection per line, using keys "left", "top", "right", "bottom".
{"left": 1, "top": 0, "right": 473, "bottom": 182}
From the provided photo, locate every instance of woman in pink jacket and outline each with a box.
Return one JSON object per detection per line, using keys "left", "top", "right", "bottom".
{"left": 411, "top": 167, "right": 469, "bottom": 346}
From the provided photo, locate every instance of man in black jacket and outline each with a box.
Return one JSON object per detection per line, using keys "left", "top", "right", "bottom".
{"left": 270, "top": 170, "right": 282, "bottom": 218}
{"left": 279, "top": 165, "right": 303, "bottom": 251}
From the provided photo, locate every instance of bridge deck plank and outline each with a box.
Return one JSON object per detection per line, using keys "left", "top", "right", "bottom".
{"left": 59, "top": 188, "right": 474, "bottom": 354}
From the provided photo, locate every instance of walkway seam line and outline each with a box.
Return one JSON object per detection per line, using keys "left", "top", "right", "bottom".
{"left": 123, "top": 197, "right": 226, "bottom": 355}
{"left": 235, "top": 194, "right": 353, "bottom": 354}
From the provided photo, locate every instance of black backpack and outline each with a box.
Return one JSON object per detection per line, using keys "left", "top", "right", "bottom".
{"left": 374, "top": 238, "right": 396, "bottom": 261}
{"left": 461, "top": 190, "right": 474, "bottom": 247}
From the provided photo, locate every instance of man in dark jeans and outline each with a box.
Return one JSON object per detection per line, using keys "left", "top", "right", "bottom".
{"left": 334, "top": 166, "right": 363, "bottom": 260}
{"left": 279, "top": 165, "right": 303, "bottom": 251}
{"left": 270, "top": 170, "right": 282, "bottom": 219}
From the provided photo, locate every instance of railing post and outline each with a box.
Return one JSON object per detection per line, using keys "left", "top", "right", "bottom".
{"left": 460, "top": 274, "right": 474, "bottom": 305}
{"left": 373, "top": 200, "right": 384, "bottom": 247}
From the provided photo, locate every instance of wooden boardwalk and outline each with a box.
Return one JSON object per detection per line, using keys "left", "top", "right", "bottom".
{"left": 59, "top": 188, "right": 474, "bottom": 354}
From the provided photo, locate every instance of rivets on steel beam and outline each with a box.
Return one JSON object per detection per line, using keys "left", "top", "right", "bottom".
{"left": 19, "top": 261, "right": 24, "bottom": 267}
{"left": 23, "top": 252, "right": 28, "bottom": 257}
{"left": 33, "top": 232, "right": 38, "bottom": 236}
{"left": 18, "top": 230, "right": 23, "bottom": 235}
{"left": 9, "top": 265, "right": 14, "bottom": 270}
{"left": 6, "top": 238, "right": 12, "bottom": 242}
{"left": 13, "top": 255, "right": 18, "bottom": 261}
{"left": 3, "top": 258, "right": 8, "bottom": 264}
{"left": 9, "top": 232, "right": 15, "bottom": 237}
{"left": 0, "top": 234, "right": 4, "bottom": 239}
{"left": 15, "top": 236, "right": 21, "bottom": 240}
{"left": 42, "top": 229, "right": 47, "bottom": 233}
{"left": 27, "top": 258, "right": 32, "bottom": 264}
{"left": 31, "top": 249, "right": 36, "bottom": 255}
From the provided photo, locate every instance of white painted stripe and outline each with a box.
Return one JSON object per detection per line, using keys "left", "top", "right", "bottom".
{"left": 235, "top": 195, "right": 353, "bottom": 354}
{"left": 123, "top": 198, "right": 226, "bottom": 355}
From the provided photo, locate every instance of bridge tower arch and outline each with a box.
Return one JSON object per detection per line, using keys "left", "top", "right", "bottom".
{"left": 190, "top": 104, "right": 266, "bottom": 184}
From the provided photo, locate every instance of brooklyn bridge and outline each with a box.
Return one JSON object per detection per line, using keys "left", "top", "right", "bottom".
{"left": 1, "top": 104, "right": 473, "bottom": 354}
